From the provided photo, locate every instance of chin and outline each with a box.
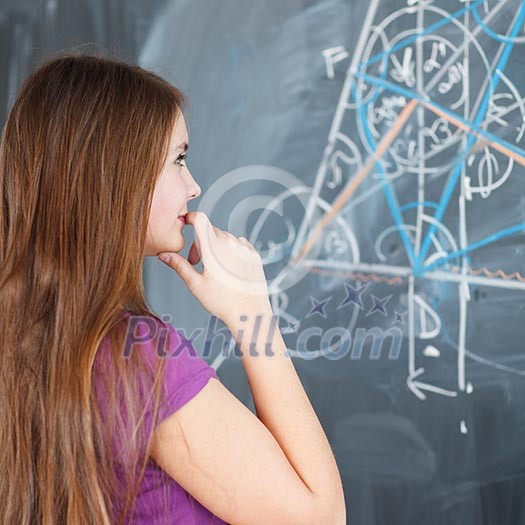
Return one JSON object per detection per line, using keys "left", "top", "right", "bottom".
{"left": 143, "top": 236, "right": 185, "bottom": 257}
{"left": 162, "top": 236, "right": 185, "bottom": 254}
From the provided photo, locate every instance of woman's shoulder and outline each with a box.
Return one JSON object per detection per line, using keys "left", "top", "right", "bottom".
{"left": 117, "top": 310, "right": 197, "bottom": 361}
{"left": 92, "top": 310, "right": 219, "bottom": 453}
{"left": 97, "top": 309, "right": 217, "bottom": 385}
{"left": 97, "top": 310, "right": 172, "bottom": 357}
{"left": 97, "top": 309, "right": 219, "bottom": 430}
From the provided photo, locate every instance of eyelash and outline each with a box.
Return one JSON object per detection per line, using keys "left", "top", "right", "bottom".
{"left": 174, "top": 153, "right": 188, "bottom": 167}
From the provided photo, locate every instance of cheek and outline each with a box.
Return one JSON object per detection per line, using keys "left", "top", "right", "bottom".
{"left": 148, "top": 172, "right": 187, "bottom": 231}
{"left": 149, "top": 200, "right": 173, "bottom": 234}
{"left": 149, "top": 190, "right": 182, "bottom": 230}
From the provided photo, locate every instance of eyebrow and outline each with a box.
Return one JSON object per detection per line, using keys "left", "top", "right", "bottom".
{"left": 170, "top": 142, "right": 189, "bottom": 153}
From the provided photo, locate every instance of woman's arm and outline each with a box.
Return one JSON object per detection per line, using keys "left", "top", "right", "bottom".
{"left": 152, "top": 211, "right": 346, "bottom": 524}
{"left": 227, "top": 308, "right": 346, "bottom": 523}
{"left": 149, "top": 307, "right": 346, "bottom": 525}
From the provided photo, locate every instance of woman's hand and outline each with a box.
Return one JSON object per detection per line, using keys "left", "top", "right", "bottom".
{"left": 158, "top": 211, "right": 272, "bottom": 327}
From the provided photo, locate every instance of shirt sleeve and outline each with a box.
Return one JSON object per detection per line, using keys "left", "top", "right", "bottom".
{"left": 152, "top": 320, "right": 219, "bottom": 426}
{"left": 93, "top": 312, "right": 221, "bottom": 465}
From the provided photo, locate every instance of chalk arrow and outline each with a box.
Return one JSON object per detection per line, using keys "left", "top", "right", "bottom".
{"left": 407, "top": 367, "right": 458, "bottom": 400}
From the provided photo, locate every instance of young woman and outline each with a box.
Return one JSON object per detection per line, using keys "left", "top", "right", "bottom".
{"left": 0, "top": 50, "right": 346, "bottom": 524}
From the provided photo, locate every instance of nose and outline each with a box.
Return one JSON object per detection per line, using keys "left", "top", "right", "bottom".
{"left": 184, "top": 169, "right": 201, "bottom": 199}
{"left": 189, "top": 185, "right": 201, "bottom": 199}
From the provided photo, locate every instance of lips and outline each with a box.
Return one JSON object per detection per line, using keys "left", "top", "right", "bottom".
{"left": 178, "top": 215, "right": 186, "bottom": 224}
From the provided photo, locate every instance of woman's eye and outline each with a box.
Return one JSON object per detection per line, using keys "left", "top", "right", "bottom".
{"left": 174, "top": 153, "right": 187, "bottom": 167}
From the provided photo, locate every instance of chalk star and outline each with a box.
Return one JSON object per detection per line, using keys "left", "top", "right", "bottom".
{"left": 306, "top": 295, "right": 332, "bottom": 319}
{"left": 287, "top": 319, "right": 300, "bottom": 333}
{"left": 392, "top": 310, "right": 408, "bottom": 325}
{"left": 366, "top": 294, "right": 393, "bottom": 317}
{"left": 337, "top": 281, "right": 371, "bottom": 310}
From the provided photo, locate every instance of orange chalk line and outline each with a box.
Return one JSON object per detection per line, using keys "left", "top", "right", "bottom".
{"left": 307, "top": 264, "right": 525, "bottom": 286}
{"left": 450, "top": 265, "right": 525, "bottom": 283}
{"left": 291, "top": 99, "right": 419, "bottom": 265}
{"left": 308, "top": 266, "right": 404, "bottom": 285}
{"left": 421, "top": 101, "right": 525, "bottom": 167}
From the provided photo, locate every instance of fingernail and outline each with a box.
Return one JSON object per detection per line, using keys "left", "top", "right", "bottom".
{"left": 159, "top": 253, "right": 171, "bottom": 264}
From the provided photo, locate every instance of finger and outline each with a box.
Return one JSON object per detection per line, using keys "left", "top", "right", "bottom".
{"left": 213, "top": 226, "right": 227, "bottom": 237}
{"left": 183, "top": 211, "right": 215, "bottom": 264}
{"left": 239, "top": 236, "right": 256, "bottom": 250}
{"left": 158, "top": 251, "right": 202, "bottom": 289}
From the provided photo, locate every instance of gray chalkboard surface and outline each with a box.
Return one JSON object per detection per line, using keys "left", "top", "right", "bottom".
{"left": 2, "top": 0, "right": 524, "bottom": 523}
{"left": 142, "top": 1, "right": 525, "bottom": 523}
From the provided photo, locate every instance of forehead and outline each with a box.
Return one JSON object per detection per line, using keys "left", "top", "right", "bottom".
{"left": 170, "top": 113, "right": 188, "bottom": 149}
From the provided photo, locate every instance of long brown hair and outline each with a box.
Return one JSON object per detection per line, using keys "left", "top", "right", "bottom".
{"left": 0, "top": 48, "right": 187, "bottom": 524}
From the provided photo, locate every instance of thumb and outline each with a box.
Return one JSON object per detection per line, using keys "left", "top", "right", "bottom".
{"left": 158, "top": 251, "right": 202, "bottom": 288}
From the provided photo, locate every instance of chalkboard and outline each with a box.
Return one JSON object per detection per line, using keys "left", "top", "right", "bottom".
{"left": 141, "top": 1, "right": 525, "bottom": 523}
{"left": 2, "top": 0, "right": 524, "bottom": 523}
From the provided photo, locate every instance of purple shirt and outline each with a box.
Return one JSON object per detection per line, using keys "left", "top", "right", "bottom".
{"left": 93, "top": 311, "right": 228, "bottom": 525}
